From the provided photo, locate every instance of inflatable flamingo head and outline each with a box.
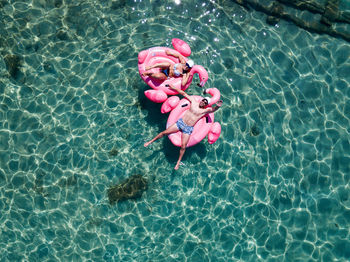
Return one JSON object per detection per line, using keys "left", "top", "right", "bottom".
{"left": 203, "top": 88, "right": 221, "bottom": 105}
{"left": 190, "top": 65, "right": 208, "bottom": 88}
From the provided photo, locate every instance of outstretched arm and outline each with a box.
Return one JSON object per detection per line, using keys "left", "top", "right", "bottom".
{"left": 167, "top": 84, "right": 193, "bottom": 102}
{"left": 208, "top": 100, "right": 223, "bottom": 113}
{"left": 166, "top": 50, "right": 186, "bottom": 64}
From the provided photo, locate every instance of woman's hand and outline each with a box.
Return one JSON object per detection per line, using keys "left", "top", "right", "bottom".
{"left": 166, "top": 84, "right": 176, "bottom": 91}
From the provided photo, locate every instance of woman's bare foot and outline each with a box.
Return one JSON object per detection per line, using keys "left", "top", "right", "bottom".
{"left": 174, "top": 163, "right": 180, "bottom": 170}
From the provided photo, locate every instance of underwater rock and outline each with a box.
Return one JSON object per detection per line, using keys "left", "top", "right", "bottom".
{"left": 266, "top": 16, "right": 279, "bottom": 26}
{"left": 87, "top": 217, "right": 104, "bottom": 229}
{"left": 0, "top": 1, "right": 8, "bottom": 8}
{"left": 223, "top": 58, "right": 234, "bottom": 69}
{"left": 267, "top": 2, "right": 283, "bottom": 25}
{"left": 111, "top": 0, "right": 127, "bottom": 10}
{"left": 232, "top": 0, "right": 350, "bottom": 43}
{"left": 250, "top": 125, "right": 260, "bottom": 136}
{"left": 277, "top": 0, "right": 323, "bottom": 14}
{"left": 108, "top": 148, "right": 119, "bottom": 156}
{"left": 54, "top": 0, "right": 63, "bottom": 8}
{"left": 321, "top": 0, "right": 339, "bottom": 26}
{"left": 108, "top": 174, "right": 148, "bottom": 204}
{"left": 277, "top": 0, "right": 350, "bottom": 23}
{"left": 56, "top": 30, "right": 69, "bottom": 41}
{"left": 43, "top": 61, "right": 56, "bottom": 74}
{"left": 33, "top": 169, "right": 49, "bottom": 197}
{"left": 4, "top": 54, "right": 21, "bottom": 79}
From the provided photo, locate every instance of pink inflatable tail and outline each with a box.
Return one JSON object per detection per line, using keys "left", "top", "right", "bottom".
{"left": 144, "top": 89, "right": 168, "bottom": 103}
{"left": 208, "top": 122, "right": 221, "bottom": 144}
{"left": 172, "top": 38, "right": 191, "bottom": 57}
{"left": 138, "top": 50, "right": 148, "bottom": 64}
{"left": 161, "top": 96, "right": 180, "bottom": 114}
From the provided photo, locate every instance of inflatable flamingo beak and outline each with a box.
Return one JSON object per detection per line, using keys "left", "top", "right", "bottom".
{"left": 198, "top": 80, "right": 206, "bottom": 87}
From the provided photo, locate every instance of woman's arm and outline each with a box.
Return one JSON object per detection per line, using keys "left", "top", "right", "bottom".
{"left": 181, "top": 73, "right": 190, "bottom": 87}
{"left": 166, "top": 50, "right": 186, "bottom": 64}
{"left": 167, "top": 84, "right": 193, "bottom": 102}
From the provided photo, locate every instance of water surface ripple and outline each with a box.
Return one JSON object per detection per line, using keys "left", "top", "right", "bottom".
{"left": 0, "top": 0, "right": 350, "bottom": 261}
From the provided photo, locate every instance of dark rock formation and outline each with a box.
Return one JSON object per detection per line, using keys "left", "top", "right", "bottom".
{"left": 277, "top": 0, "right": 350, "bottom": 24}
{"left": 108, "top": 148, "right": 119, "bottom": 156}
{"left": 321, "top": 0, "right": 339, "bottom": 26}
{"left": 108, "top": 174, "right": 148, "bottom": 204}
{"left": 56, "top": 30, "right": 69, "bottom": 41}
{"left": 4, "top": 54, "right": 21, "bottom": 79}
{"left": 230, "top": 0, "right": 350, "bottom": 43}
{"left": 266, "top": 2, "right": 283, "bottom": 26}
{"left": 250, "top": 125, "right": 260, "bottom": 136}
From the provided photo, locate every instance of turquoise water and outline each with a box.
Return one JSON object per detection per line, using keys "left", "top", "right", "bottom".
{"left": 1, "top": 0, "right": 350, "bottom": 261}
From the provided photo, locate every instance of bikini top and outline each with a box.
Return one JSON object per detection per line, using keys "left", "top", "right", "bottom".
{"left": 173, "top": 63, "right": 182, "bottom": 77}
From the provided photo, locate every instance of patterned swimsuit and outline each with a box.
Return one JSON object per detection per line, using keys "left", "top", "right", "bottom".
{"left": 176, "top": 118, "right": 194, "bottom": 135}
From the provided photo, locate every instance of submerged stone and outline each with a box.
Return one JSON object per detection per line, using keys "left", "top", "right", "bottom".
{"left": 0, "top": 1, "right": 8, "bottom": 8}
{"left": 111, "top": 0, "right": 127, "bottom": 10}
{"left": 108, "top": 148, "right": 119, "bottom": 156}
{"left": 4, "top": 54, "right": 21, "bottom": 79}
{"left": 54, "top": 0, "right": 63, "bottom": 8}
{"left": 233, "top": 0, "right": 350, "bottom": 43}
{"left": 56, "top": 30, "right": 69, "bottom": 41}
{"left": 251, "top": 125, "right": 260, "bottom": 136}
{"left": 266, "top": 16, "right": 280, "bottom": 26}
{"left": 267, "top": 2, "right": 283, "bottom": 25}
{"left": 108, "top": 174, "right": 147, "bottom": 204}
{"left": 43, "top": 61, "right": 56, "bottom": 74}
{"left": 321, "top": 0, "right": 339, "bottom": 26}
{"left": 223, "top": 58, "right": 234, "bottom": 69}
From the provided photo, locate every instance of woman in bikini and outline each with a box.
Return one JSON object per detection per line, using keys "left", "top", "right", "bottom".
{"left": 142, "top": 50, "right": 194, "bottom": 87}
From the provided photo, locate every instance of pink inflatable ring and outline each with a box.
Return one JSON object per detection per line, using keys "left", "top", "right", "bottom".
{"left": 138, "top": 39, "right": 209, "bottom": 104}
{"left": 166, "top": 88, "right": 222, "bottom": 147}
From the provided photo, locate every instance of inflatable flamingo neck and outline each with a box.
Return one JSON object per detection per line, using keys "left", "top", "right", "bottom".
{"left": 189, "top": 65, "right": 208, "bottom": 87}
{"left": 204, "top": 88, "right": 220, "bottom": 105}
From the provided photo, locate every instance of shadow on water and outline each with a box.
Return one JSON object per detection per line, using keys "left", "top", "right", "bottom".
{"left": 136, "top": 83, "right": 167, "bottom": 130}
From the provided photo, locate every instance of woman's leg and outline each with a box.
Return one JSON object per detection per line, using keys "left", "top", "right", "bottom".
{"left": 143, "top": 72, "right": 167, "bottom": 79}
{"left": 142, "top": 62, "right": 170, "bottom": 79}
{"left": 146, "top": 62, "right": 170, "bottom": 70}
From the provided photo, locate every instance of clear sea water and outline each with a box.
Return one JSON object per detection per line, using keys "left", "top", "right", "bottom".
{"left": 1, "top": 0, "right": 350, "bottom": 261}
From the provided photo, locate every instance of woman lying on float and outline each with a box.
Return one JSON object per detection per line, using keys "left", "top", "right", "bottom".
{"left": 142, "top": 49, "right": 194, "bottom": 88}
{"left": 138, "top": 38, "right": 208, "bottom": 104}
